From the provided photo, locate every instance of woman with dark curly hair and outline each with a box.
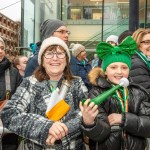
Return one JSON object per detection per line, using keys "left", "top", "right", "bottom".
{"left": 130, "top": 28, "right": 150, "bottom": 95}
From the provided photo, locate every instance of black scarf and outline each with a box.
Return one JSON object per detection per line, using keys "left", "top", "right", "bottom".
{"left": 0, "top": 57, "right": 11, "bottom": 74}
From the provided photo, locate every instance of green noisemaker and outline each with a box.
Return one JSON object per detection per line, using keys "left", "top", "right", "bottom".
{"left": 82, "top": 77, "right": 129, "bottom": 105}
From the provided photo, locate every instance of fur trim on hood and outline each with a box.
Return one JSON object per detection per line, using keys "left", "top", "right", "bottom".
{"left": 88, "top": 67, "right": 105, "bottom": 86}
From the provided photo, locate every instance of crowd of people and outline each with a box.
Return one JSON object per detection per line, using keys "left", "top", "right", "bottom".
{"left": 0, "top": 18, "right": 150, "bottom": 150}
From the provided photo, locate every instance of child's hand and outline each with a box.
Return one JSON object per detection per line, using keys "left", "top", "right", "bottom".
{"left": 108, "top": 113, "right": 122, "bottom": 126}
{"left": 79, "top": 99, "right": 99, "bottom": 126}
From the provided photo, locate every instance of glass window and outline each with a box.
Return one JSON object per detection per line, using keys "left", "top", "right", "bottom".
{"left": 139, "top": 0, "right": 150, "bottom": 28}
{"left": 100, "top": 0, "right": 129, "bottom": 41}
{"left": 61, "top": 0, "right": 129, "bottom": 48}
{"left": 23, "top": 0, "right": 34, "bottom": 47}
{"left": 62, "top": 0, "right": 103, "bottom": 22}
{"left": 83, "top": 7, "right": 92, "bottom": 19}
{"left": 62, "top": 0, "right": 129, "bottom": 23}
{"left": 22, "top": 0, "right": 58, "bottom": 47}
{"left": 70, "top": 7, "right": 82, "bottom": 20}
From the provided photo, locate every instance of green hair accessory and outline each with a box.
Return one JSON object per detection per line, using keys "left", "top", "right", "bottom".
{"left": 96, "top": 36, "right": 137, "bottom": 71}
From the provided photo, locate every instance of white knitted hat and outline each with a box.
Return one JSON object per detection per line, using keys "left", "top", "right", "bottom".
{"left": 71, "top": 44, "right": 85, "bottom": 57}
{"left": 38, "top": 37, "right": 70, "bottom": 65}
{"left": 106, "top": 35, "right": 118, "bottom": 45}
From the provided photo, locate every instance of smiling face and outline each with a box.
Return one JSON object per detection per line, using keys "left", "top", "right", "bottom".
{"left": 105, "top": 62, "right": 129, "bottom": 85}
{"left": 139, "top": 33, "right": 150, "bottom": 57}
{"left": 42, "top": 46, "right": 67, "bottom": 80}
{"left": 0, "top": 41, "right": 5, "bottom": 62}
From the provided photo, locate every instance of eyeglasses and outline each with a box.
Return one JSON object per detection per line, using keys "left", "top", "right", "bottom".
{"left": 54, "top": 30, "right": 70, "bottom": 35}
{"left": 141, "top": 40, "right": 150, "bottom": 45}
{"left": 44, "top": 51, "right": 66, "bottom": 59}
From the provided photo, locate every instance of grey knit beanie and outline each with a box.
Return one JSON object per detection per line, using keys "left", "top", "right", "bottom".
{"left": 0, "top": 37, "right": 5, "bottom": 50}
{"left": 71, "top": 44, "right": 85, "bottom": 57}
{"left": 40, "top": 19, "right": 65, "bottom": 41}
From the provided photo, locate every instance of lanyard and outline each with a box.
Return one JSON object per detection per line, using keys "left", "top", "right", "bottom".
{"left": 47, "top": 81, "right": 56, "bottom": 92}
{"left": 114, "top": 86, "right": 129, "bottom": 149}
{"left": 115, "top": 87, "right": 129, "bottom": 113}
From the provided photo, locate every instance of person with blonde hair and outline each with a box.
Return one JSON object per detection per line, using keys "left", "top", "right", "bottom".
{"left": 131, "top": 28, "right": 145, "bottom": 41}
{"left": 0, "top": 36, "right": 22, "bottom": 150}
{"left": 130, "top": 28, "right": 150, "bottom": 95}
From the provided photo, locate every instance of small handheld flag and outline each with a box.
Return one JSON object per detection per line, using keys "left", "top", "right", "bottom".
{"left": 46, "top": 80, "right": 71, "bottom": 121}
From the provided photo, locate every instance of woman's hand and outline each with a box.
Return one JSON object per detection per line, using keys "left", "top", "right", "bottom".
{"left": 46, "top": 134, "right": 56, "bottom": 145}
{"left": 79, "top": 99, "right": 99, "bottom": 125}
{"left": 108, "top": 113, "right": 122, "bottom": 126}
{"left": 49, "top": 121, "right": 68, "bottom": 141}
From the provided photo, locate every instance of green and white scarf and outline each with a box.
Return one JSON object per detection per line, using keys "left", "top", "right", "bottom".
{"left": 136, "top": 50, "right": 150, "bottom": 69}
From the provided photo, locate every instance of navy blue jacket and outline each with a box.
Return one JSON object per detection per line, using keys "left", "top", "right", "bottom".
{"left": 24, "top": 43, "right": 41, "bottom": 77}
{"left": 70, "top": 56, "right": 92, "bottom": 91}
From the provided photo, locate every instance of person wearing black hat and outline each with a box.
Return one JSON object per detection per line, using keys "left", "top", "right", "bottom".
{"left": 118, "top": 30, "right": 133, "bottom": 44}
{"left": 25, "top": 19, "right": 70, "bottom": 77}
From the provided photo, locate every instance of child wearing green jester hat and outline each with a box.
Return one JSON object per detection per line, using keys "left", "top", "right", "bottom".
{"left": 80, "top": 36, "right": 150, "bottom": 150}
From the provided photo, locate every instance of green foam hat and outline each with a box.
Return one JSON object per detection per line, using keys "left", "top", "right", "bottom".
{"left": 96, "top": 36, "right": 137, "bottom": 71}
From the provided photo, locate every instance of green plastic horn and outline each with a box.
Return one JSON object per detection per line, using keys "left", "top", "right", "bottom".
{"left": 82, "top": 77, "right": 129, "bottom": 105}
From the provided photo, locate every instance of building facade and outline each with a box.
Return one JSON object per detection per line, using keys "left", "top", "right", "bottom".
{"left": 0, "top": 12, "right": 20, "bottom": 56}
{"left": 21, "top": 0, "right": 150, "bottom": 51}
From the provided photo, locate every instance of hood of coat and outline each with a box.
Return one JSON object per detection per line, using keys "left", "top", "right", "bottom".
{"left": 88, "top": 67, "right": 111, "bottom": 88}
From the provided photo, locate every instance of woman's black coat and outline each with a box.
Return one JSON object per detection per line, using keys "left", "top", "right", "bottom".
{"left": 130, "top": 53, "right": 150, "bottom": 95}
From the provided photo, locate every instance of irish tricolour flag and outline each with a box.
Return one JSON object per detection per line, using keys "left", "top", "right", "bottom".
{"left": 46, "top": 88, "right": 70, "bottom": 121}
